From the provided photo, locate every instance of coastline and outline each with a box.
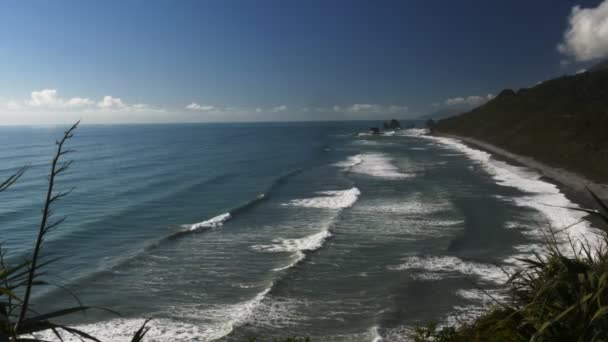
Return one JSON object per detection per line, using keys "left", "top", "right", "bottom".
{"left": 433, "top": 131, "right": 608, "bottom": 205}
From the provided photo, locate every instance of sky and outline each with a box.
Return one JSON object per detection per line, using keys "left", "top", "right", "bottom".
{"left": 1, "top": 0, "right": 607, "bottom": 124}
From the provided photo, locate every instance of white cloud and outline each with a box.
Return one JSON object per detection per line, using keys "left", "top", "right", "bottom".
{"left": 27, "top": 89, "right": 60, "bottom": 107}
{"left": 332, "top": 104, "right": 408, "bottom": 114}
{"left": 65, "top": 97, "right": 95, "bottom": 107}
{"left": 97, "top": 96, "right": 126, "bottom": 109}
{"left": 1, "top": 89, "right": 160, "bottom": 123}
{"left": 185, "top": 102, "right": 216, "bottom": 111}
{"left": 270, "top": 105, "right": 288, "bottom": 112}
{"left": 444, "top": 94, "right": 494, "bottom": 107}
{"left": 558, "top": 0, "right": 608, "bottom": 61}
{"left": 26, "top": 89, "right": 94, "bottom": 108}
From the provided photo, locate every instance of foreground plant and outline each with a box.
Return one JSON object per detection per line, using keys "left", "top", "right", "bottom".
{"left": 0, "top": 122, "right": 150, "bottom": 341}
{"left": 413, "top": 189, "right": 608, "bottom": 342}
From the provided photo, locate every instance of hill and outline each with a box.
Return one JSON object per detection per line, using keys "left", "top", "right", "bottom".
{"left": 435, "top": 68, "right": 608, "bottom": 183}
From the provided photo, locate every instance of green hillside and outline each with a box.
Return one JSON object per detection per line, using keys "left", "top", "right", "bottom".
{"left": 435, "top": 68, "right": 608, "bottom": 182}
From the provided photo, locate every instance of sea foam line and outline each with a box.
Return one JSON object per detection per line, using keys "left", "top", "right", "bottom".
{"left": 410, "top": 129, "right": 604, "bottom": 254}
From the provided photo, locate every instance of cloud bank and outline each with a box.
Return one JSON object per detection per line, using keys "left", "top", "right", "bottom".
{"left": 558, "top": 0, "right": 608, "bottom": 61}
{"left": 444, "top": 94, "right": 494, "bottom": 107}
{"left": 185, "top": 103, "right": 216, "bottom": 111}
{"left": 0, "top": 89, "right": 165, "bottom": 124}
{"left": 332, "top": 104, "right": 408, "bottom": 114}
{"left": 1, "top": 90, "right": 411, "bottom": 124}
{"left": 184, "top": 102, "right": 408, "bottom": 119}
{"left": 26, "top": 89, "right": 94, "bottom": 108}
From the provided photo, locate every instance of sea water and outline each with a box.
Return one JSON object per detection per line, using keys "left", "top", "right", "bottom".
{"left": 0, "top": 123, "right": 601, "bottom": 341}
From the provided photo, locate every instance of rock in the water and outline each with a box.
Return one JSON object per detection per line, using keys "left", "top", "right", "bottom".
{"left": 383, "top": 119, "right": 401, "bottom": 130}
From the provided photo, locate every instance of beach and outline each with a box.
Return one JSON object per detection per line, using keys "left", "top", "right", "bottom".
{"left": 435, "top": 131, "right": 608, "bottom": 203}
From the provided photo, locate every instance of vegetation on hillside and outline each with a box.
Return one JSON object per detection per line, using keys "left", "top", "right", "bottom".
{"left": 413, "top": 189, "right": 608, "bottom": 342}
{"left": 435, "top": 68, "right": 608, "bottom": 183}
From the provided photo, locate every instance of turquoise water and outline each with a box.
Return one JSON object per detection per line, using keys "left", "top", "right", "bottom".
{"left": 0, "top": 123, "right": 597, "bottom": 341}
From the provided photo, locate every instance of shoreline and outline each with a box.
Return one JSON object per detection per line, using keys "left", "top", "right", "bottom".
{"left": 433, "top": 131, "right": 608, "bottom": 207}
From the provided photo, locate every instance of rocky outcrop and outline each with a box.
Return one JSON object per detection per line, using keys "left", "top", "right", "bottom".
{"left": 383, "top": 119, "right": 401, "bottom": 130}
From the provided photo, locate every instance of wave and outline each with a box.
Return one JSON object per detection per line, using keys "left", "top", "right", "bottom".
{"left": 359, "top": 193, "right": 454, "bottom": 216}
{"left": 253, "top": 230, "right": 332, "bottom": 253}
{"left": 397, "top": 128, "right": 429, "bottom": 137}
{"left": 420, "top": 134, "right": 604, "bottom": 255}
{"left": 186, "top": 212, "right": 232, "bottom": 231}
{"left": 183, "top": 192, "right": 269, "bottom": 233}
{"left": 252, "top": 230, "right": 333, "bottom": 272}
{"left": 332, "top": 155, "right": 363, "bottom": 169}
{"left": 335, "top": 153, "right": 414, "bottom": 180}
{"left": 42, "top": 168, "right": 303, "bottom": 301}
{"left": 33, "top": 285, "right": 276, "bottom": 342}
{"left": 388, "top": 255, "right": 510, "bottom": 284}
{"left": 370, "top": 325, "right": 383, "bottom": 342}
{"left": 283, "top": 187, "right": 361, "bottom": 210}
{"left": 180, "top": 168, "right": 302, "bottom": 234}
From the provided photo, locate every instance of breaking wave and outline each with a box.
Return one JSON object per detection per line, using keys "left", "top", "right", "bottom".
{"left": 335, "top": 153, "right": 414, "bottom": 179}
{"left": 388, "top": 255, "right": 510, "bottom": 284}
{"left": 33, "top": 285, "right": 276, "bottom": 342}
{"left": 253, "top": 230, "right": 333, "bottom": 271}
{"left": 283, "top": 187, "right": 361, "bottom": 210}
{"left": 186, "top": 212, "right": 232, "bottom": 231}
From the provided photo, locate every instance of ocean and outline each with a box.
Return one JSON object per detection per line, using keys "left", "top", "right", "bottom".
{"left": 0, "top": 122, "right": 601, "bottom": 341}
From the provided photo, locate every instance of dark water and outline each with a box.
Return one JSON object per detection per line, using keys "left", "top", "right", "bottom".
{"left": 0, "top": 123, "right": 596, "bottom": 341}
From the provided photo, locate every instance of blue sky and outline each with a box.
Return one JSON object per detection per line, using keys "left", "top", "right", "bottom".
{"left": 1, "top": 0, "right": 607, "bottom": 124}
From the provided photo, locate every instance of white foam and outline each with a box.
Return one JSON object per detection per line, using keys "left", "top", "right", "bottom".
{"left": 284, "top": 187, "right": 361, "bottom": 209}
{"left": 33, "top": 285, "right": 277, "bottom": 342}
{"left": 360, "top": 200, "right": 452, "bottom": 215}
{"left": 370, "top": 325, "right": 383, "bottom": 341}
{"left": 350, "top": 153, "right": 414, "bottom": 179}
{"left": 253, "top": 229, "right": 332, "bottom": 271}
{"left": 187, "top": 212, "right": 231, "bottom": 231}
{"left": 398, "top": 128, "right": 428, "bottom": 137}
{"left": 353, "top": 140, "right": 381, "bottom": 146}
{"left": 272, "top": 252, "right": 306, "bottom": 271}
{"left": 33, "top": 318, "right": 211, "bottom": 342}
{"left": 253, "top": 230, "right": 332, "bottom": 253}
{"left": 420, "top": 134, "right": 604, "bottom": 254}
{"left": 332, "top": 155, "right": 363, "bottom": 168}
{"left": 253, "top": 231, "right": 331, "bottom": 272}
{"left": 455, "top": 288, "right": 509, "bottom": 303}
{"left": 388, "top": 255, "right": 509, "bottom": 284}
